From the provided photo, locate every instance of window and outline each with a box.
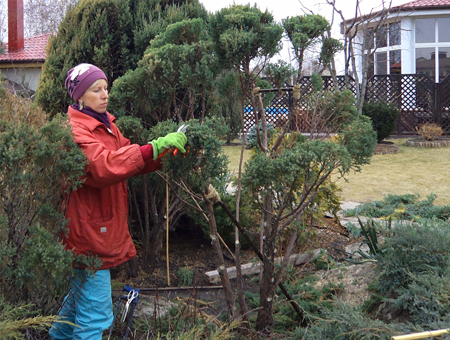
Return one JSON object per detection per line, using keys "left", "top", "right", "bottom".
{"left": 416, "top": 47, "right": 435, "bottom": 79}
{"left": 390, "top": 50, "right": 401, "bottom": 74}
{"left": 415, "top": 18, "right": 450, "bottom": 82}
{"left": 438, "top": 18, "right": 450, "bottom": 42}
{"left": 389, "top": 22, "right": 401, "bottom": 46}
{"left": 416, "top": 18, "right": 435, "bottom": 43}
{"left": 376, "top": 25, "right": 387, "bottom": 48}
{"left": 439, "top": 47, "right": 450, "bottom": 81}
{"left": 376, "top": 52, "right": 388, "bottom": 75}
{"left": 370, "top": 22, "right": 402, "bottom": 76}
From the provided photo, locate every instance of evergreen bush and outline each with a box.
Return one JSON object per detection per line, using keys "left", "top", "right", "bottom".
{"left": 176, "top": 267, "right": 194, "bottom": 286}
{"left": 36, "top": 0, "right": 209, "bottom": 118}
{"left": 0, "top": 87, "right": 86, "bottom": 316}
{"left": 245, "top": 122, "right": 275, "bottom": 149}
{"left": 362, "top": 101, "right": 399, "bottom": 143}
{"left": 345, "top": 193, "right": 450, "bottom": 221}
{"left": 35, "top": 0, "right": 135, "bottom": 117}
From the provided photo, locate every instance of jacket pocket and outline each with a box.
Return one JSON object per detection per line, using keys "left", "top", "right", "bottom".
{"left": 80, "top": 215, "right": 119, "bottom": 258}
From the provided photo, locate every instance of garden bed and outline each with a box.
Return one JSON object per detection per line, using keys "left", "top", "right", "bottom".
{"left": 373, "top": 143, "right": 400, "bottom": 155}
{"left": 406, "top": 137, "right": 450, "bottom": 148}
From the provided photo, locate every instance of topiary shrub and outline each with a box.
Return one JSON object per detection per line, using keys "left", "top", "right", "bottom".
{"left": 362, "top": 101, "right": 399, "bottom": 143}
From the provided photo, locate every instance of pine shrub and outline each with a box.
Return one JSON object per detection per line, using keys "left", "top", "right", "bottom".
{"left": 345, "top": 193, "right": 450, "bottom": 221}
{"left": 362, "top": 101, "right": 399, "bottom": 143}
{"left": 0, "top": 87, "right": 86, "bottom": 315}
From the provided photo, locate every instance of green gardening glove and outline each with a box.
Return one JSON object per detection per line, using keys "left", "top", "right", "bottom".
{"left": 150, "top": 132, "right": 187, "bottom": 160}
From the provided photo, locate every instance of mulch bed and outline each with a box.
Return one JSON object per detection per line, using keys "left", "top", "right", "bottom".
{"left": 373, "top": 143, "right": 400, "bottom": 155}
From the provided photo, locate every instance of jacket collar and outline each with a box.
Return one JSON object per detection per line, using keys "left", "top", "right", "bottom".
{"left": 68, "top": 106, "right": 116, "bottom": 132}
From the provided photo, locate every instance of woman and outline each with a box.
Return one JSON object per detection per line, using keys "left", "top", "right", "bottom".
{"left": 49, "top": 63, "right": 187, "bottom": 340}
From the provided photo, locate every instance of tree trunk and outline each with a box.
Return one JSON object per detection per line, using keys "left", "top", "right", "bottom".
{"left": 256, "top": 195, "right": 276, "bottom": 330}
{"left": 204, "top": 187, "right": 237, "bottom": 319}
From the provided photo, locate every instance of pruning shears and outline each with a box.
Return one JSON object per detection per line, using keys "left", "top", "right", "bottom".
{"left": 158, "top": 124, "right": 189, "bottom": 158}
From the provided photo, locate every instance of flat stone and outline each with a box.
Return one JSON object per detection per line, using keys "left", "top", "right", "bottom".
{"left": 205, "top": 249, "right": 323, "bottom": 284}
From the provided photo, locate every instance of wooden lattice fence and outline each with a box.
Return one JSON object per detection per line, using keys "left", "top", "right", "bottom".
{"left": 244, "top": 74, "right": 450, "bottom": 135}
{"left": 244, "top": 76, "right": 356, "bottom": 133}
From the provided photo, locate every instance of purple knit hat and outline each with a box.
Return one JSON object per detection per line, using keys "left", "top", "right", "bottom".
{"left": 65, "top": 63, "right": 107, "bottom": 101}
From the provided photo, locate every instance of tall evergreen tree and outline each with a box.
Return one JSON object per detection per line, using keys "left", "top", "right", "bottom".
{"left": 35, "top": 0, "right": 208, "bottom": 117}
{"left": 35, "top": 0, "right": 135, "bottom": 116}
{"left": 109, "top": 17, "right": 216, "bottom": 124}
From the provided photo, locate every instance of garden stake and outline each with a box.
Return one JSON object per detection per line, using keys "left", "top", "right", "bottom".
{"left": 166, "top": 179, "right": 170, "bottom": 286}
{"left": 216, "top": 200, "right": 304, "bottom": 320}
{"left": 392, "top": 329, "right": 449, "bottom": 340}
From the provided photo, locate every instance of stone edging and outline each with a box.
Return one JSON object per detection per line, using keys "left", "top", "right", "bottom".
{"left": 406, "top": 138, "right": 450, "bottom": 148}
{"left": 373, "top": 144, "right": 400, "bottom": 155}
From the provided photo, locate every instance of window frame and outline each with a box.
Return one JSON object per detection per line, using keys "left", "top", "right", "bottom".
{"left": 370, "top": 21, "right": 402, "bottom": 76}
{"left": 414, "top": 17, "right": 450, "bottom": 82}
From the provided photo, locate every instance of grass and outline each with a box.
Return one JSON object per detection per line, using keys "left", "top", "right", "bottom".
{"left": 222, "top": 138, "right": 450, "bottom": 206}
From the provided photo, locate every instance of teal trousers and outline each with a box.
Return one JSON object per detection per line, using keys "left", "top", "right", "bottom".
{"left": 49, "top": 269, "right": 113, "bottom": 340}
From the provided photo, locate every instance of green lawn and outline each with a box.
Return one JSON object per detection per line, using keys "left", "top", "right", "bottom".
{"left": 222, "top": 138, "right": 450, "bottom": 206}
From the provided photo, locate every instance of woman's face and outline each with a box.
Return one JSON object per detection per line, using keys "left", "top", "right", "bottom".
{"left": 79, "top": 79, "right": 109, "bottom": 113}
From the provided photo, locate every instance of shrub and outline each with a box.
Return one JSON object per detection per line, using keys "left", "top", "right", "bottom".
{"left": 0, "top": 88, "right": 86, "bottom": 316}
{"left": 370, "top": 219, "right": 450, "bottom": 326}
{"left": 416, "top": 123, "right": 443, "bottom": 141}
{"left": 176, "top": 267, "right": 194, "bottom": 287}
{"left": 362, "top": 101, "right": 399, "bottom": 143}
{"left": 0, "top": 296, "right": 63, "bottom": 340}
{"left": 293, "top": 301, "right": 412, "bottom": 340}
{"left": 344, "top": 193, "right": 450, "bottom": 221}
{"left": 244, "top": 122, "right": 275, "bottom": 149}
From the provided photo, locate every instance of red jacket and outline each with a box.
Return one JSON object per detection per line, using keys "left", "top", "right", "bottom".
{"left": 64, "top": 106, "right": 162, "bottom": 269}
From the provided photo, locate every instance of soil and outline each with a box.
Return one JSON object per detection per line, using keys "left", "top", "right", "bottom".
{"left": 373, "top": 142, "right": 400, "bottom": 155}
{"left": 107, "top": 214, "right": 367, "bottom": 339}
{"left": 111, "top": 215, "right": 358, "bottom": 289}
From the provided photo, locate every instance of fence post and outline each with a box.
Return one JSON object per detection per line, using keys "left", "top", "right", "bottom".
{"left": 435, "top": 81, "right": 442, "bottom": 126}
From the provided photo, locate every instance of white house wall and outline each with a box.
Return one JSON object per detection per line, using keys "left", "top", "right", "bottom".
{"left": 401, "top": 17, "right": 414, "bottom": 74}
{"left": 0, "top": 67, "right": 42, "bottom": 91}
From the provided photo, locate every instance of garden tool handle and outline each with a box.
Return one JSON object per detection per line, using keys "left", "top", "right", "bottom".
{"left": 158, "top": 148, "right": 173, "bottom": 159}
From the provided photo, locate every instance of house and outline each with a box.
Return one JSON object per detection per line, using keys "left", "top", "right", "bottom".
{"left": 0, "top": 0, "right": 52, "bottom": 95}
{"left": 340, "top": 0, "right": 450, "bottom": 133}
{"left": 0, "top": 33, "right": 52, "bottom": 94}
{"left": 344, "top": 0, "right": 450, "bottom": 82}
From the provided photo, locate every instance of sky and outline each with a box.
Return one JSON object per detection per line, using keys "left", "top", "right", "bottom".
{"left": 199, "top": 0, "right": 412, "bottom": 71}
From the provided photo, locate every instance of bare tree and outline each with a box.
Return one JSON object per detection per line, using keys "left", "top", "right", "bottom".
{"left": 24, "top": 0, "right": 79, "bottom": 37}
{"left": 0, "top": 0, "right": 7, "bottom": 43}
{"left": 326, "top": 0, "right": 400, "bottom": 113}
{"left": 0, "top": 0, "right": 78, "bottom": 41}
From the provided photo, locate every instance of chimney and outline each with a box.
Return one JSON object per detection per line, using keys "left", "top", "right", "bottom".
{"left": 8, "top": 0, "right": 24, "bottom": 52}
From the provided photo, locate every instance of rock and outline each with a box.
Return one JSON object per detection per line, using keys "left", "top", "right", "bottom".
{"left": 205, "top": 249, "right": 324, "bottom": 284}
{"left": 314, "top": 263, "right": 377, "bottom": 306}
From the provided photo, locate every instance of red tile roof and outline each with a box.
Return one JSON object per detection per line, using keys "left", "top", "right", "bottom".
{"left": 397, "top": 0, "right": 450, "bottom": 9}
{"left": 0, "top": 33, "right": 52, "bottom": 63}
{"left": 342, "top": 0, "right": 450, "bottom": 26}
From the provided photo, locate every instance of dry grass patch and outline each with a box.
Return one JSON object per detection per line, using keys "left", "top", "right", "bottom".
{"left": 223, "top": 138, "right": 450, "bottom": 206}
{"left": 336, "top": 138, "right": 450, "bottom": 205}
